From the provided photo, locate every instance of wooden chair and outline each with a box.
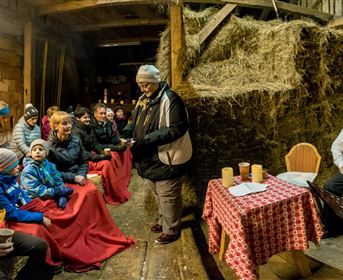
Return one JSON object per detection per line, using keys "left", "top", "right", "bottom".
{"left": 285, "top": 142, "right": 321, "bottom": 173}
{"left": 277, "top": 143, "right": 321, "bottom": 187}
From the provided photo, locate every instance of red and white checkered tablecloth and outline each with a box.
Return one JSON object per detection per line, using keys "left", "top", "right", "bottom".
{"left": 202, "top": 175, "right": 323, "bottom": 280}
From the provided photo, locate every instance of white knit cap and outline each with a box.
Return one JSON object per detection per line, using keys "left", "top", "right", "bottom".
{"left": 136, "top": 65, "right": 161, "bottom": 83}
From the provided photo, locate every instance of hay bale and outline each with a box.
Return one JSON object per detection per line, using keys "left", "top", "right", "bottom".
{"left": 156, "top": 8, "right": 343, "bottom": 205}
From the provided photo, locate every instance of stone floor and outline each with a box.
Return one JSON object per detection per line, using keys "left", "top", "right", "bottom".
{"left": 52, "top": 170, "right": 343, "bottom": 280}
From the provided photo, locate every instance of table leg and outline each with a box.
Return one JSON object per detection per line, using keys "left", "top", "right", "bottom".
{"left": 291, "top": 250, "right": 312, "bottom": 278}
{"left": 219, "top": 227, "right": 227, "bottom": 261}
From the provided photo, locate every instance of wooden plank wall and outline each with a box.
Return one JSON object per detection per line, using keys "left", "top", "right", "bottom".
{"left": 0, "top": 0, "right": 34, "bottom": 125}
{"left": 322, "top": 0, "right": 343, "bottom": 16}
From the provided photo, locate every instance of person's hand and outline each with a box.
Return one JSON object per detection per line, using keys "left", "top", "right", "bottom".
{"left": 43, "top": 217, "right": 52, "bottom": 229}
{"left": 0, "top": 241, "right": 14, "bottom": 256}
{"left": 75, "top": 175, "right": 85, "bottom": 186}
{"left": 340, "top": 166, "right": 343, "bottom": 174}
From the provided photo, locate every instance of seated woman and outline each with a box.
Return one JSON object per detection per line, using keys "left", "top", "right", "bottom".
{"left": 21, "top": 139, "right": 74, "bottom": 209}
{"left": 10, "top": 104, "right": 40, "bottom": 161}
{"left": 4, "top": 114, "right": 135, "bottom": 272}
{"left": 72, "top": 107, "right": 131, "bottom": 204}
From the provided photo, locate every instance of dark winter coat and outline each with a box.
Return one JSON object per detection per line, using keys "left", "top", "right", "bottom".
{"left": 47, "top": 132, "right": 88, "bottom": 183}
{"left": 91, "top": 119, "right": 121, "bottom": 150}
{"left": 132, "top": 82, "right": 192, "bottom": 180}
{"left": 72, "top": 119, "right": 103, "bottom": 154}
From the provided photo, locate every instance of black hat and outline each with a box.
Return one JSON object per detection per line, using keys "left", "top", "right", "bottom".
{"left": 24, "top": 103, "right": 39, "bottom": 121}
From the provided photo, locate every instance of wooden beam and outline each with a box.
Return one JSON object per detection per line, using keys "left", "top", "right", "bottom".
{"left": 327, "top": 17, "right": 343, "bottom": 28}
{"left": 73, "top": 18, "right": 167, "bottom": 32}
{"left": 37, "top": 0, "right": 172, "bottom": 15}
{"left": 185, "top": 0, "right": 333, "bottom": 22}
{"left": 24, "top": 22, "right": 34, "bottom": 106}
{"left": 170, "top": 2, "right": 183, "bottom": 89}
{"left": 198, "top": 3, "right": 237, "bottom": 45}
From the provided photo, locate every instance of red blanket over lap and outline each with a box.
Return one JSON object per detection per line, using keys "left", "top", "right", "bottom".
{"left": 89, "top": 149, "right": 132, "bottom": 204}
{"left": 7, "top": 181, "right": 135, "bottom": 272}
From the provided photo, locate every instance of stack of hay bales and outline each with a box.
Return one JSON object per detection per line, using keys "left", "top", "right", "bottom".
{"left": 157, "top": 7, "right": 343, "bottom": 201}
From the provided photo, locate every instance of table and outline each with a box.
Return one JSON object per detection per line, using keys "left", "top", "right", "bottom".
{"left": 202, "top": 175, "right": 323, "bottom": 280}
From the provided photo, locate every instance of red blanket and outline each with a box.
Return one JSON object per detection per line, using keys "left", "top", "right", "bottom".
{"left": 7, "top": 181, "right": 135, "bottom": 272}
{"left": 89, "top": 149, "right": 132, "bottom": 204}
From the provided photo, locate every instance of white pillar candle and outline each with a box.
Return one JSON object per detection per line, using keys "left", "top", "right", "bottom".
{"left": 222, "top": 167, "right": 233, "bottom": 187}
{"left": 252, "top": 164, "right": 263, "bottom": 183}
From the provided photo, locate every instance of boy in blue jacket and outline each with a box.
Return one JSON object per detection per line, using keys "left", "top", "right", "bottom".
{"left": 0, "top": 148, "right": 51, "bottom": 227}
{"left": 21, "top": 139, "right": 73, "bottom": 209}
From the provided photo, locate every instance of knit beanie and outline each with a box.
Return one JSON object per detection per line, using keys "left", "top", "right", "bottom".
{"left": 30, "top": 139, "right": 49, "bottom": 155}
{"left": 106, "top": 108, "right": 114, "bottom": 116}
{"left": 0, "top": 101, "right": 9, "bottom": 116}
{"left": 0, "top": 148, "right": 18, "bottom": 173}
{"left": 136, "top": 65, "right": 161, "bottom": 84}
{"left": 24, "top": 103, "right": 39, "bottom": 121}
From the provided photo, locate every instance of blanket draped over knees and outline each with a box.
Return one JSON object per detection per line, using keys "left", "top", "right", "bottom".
{"left": 7, "top": 180, "right": 135, "bottom": 272}
{"left": 89, "top": 149, "right": 132, "bottom": 204}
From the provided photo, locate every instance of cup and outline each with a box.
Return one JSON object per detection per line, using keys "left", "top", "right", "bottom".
{"left": 0, "top": 228, "right": 14, "bottom": 244}
{"left": 104, "top": 148, "right": 111, "bottom": 155}
{"left": 251, "top": 164, "right": 263, "bottom": 183}
{"left": 222, "top": 167, "right": 233, "bottom": 188}
{"left": 239, "top": 162, "right": 250, "bottom": 181}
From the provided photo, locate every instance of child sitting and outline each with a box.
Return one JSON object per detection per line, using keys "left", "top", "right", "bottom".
{"left": 41, "top": 106, "right": 59, "bottom": 141}
{"left": 0, "top": 148, "right": 51, "bottom": 227}
{"left": 20, "top": 139, "right": 74, "bottom": 209}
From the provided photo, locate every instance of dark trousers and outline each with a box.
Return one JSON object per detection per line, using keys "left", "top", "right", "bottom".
{"left": 323, "top": 172, "right": 343, "bottom": 236}
{"left": 0, "top": 231, "right": 52, "bottom": 280}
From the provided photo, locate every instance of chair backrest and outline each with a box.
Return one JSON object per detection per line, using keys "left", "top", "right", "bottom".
{"left": 307, "top": 181, "right": 343, "bottom": 220}
{"left": 285, "top": 142, "right": 321, "bottom": 173}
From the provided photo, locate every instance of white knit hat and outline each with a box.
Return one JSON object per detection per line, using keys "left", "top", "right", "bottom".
{"left": 136, "top": 65, "right": 161, "bottom": 83}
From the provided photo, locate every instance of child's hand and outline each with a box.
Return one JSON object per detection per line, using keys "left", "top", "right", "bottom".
{"left": 75, "top": 175, "right": 85, "bottom": 186}
{"left": 43, "top": 217, "right": 52, "bottom": 229}
{"left": 0, "top": 242, "right": 14, "bottom": 256}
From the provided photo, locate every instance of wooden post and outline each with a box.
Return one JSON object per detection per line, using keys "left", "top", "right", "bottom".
{"left": 57, "top": 47, "right": 65, "bottom": 108}
{"left": 40, "top": 41, "right": 48, "bottom": 118}
{"left": 24, "top": 22, "right": 34, "bottom": 106}
{"left": 170, "top": 1, "right": 183, "bottom": 89}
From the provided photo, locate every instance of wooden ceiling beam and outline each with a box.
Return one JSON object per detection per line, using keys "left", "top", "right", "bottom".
{"left": 37, "top": 0, "right": 172, "bottom": 15}
{"left": 73, "top": 18, "right": 167, "bottom": 32}
{"left": 198, "top": 3, "right": 237, "bottom": 45}
{"left": 185, "top": 0, "right": 333, "bottom": 22}
{"left": 327, "top": 17, "right": 343, "bottom": 29}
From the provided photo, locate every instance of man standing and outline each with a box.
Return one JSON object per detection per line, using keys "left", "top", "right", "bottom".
{"left": 132, "top": 65, "right": 192, "bottom": 244}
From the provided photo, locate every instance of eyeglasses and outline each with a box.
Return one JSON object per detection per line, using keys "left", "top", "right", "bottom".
{"left": 138, "top": 83, "right": 151, "bottom": 89}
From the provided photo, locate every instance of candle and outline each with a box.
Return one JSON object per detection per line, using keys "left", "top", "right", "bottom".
{"left": 132, "top": 99, "right": 136, "bottom": 105}
{"left": 222, "top": 167, "right": 233, "bottom": 187}
{"left": 111, "top": 99, "right": 115, "bottom": 104}
{"left": 120, "top": 100, "right": 124, "bottom": 105}
{"left": 252, "top": 164, "right": 263, "bottom": 183}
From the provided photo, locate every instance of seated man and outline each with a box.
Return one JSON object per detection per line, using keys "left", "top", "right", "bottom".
{"left": 91, "top": 103, "right": 126, "bottom": 152}
{"left": 0, "top": 203, "right": 52, "bottom": 280}
{"left": 323, "top": 128, "right": 343, "bottom": 237}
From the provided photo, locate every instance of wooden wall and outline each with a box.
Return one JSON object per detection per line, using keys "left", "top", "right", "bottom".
{"left": 0, "top": 0, "right": 33, "bottom": 125}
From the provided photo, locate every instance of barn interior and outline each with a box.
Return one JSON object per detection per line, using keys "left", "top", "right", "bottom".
{"left": 1, "top": 0, "right": 343, "bottom": 279}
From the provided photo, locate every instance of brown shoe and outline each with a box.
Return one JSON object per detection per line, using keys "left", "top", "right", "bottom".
{"left": 151, "top": 224, "right": 162, "bottom": 233}
{"left": 155, "top": 233, "right": 179, "bottom": 244}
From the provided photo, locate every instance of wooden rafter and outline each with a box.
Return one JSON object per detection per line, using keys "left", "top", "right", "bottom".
{"left": 37, "top": 0, "right": 172, "bottom": 15}
{"left": 185, "top": 0, "right": 333, "bottom": 22}
{"left": 73, "top": 18, "right": 167, "bottom": 32}
{"left": 198, "top": 3, "right": 237, "bottom": 45}
{"left": 327, "top": 17, "right": 343, "bottom": 29}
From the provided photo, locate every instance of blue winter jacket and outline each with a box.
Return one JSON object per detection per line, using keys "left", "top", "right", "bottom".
{"left": 47, "top": 132, "right": 89, "bottom": 183}
{"left": 0, "top": 174, "right": 43, "bottom": 223}
{"left": 21, "top": 157, "right": 65, "bottom": 198}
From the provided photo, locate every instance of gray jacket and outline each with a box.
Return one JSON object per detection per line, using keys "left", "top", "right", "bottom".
{"left": 10, "top": 116, "right": 40, "bottom": 161}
